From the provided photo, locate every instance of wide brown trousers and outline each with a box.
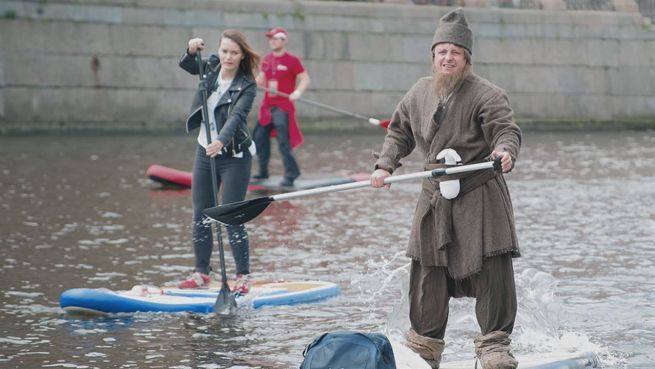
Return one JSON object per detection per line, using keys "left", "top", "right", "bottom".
{"left": 409, "top": 254, "right": 517, "bottom": 340}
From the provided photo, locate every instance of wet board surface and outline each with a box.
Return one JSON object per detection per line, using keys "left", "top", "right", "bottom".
{"left": 391, "top": 340, "right": 601, "bottom": 369}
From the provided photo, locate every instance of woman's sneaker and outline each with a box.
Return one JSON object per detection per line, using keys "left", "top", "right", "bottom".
{"left": 232, "top": 274, "right": 250, "bottom": 295}
{"left": 177, "top": 272, "right": 211, "bottom": 289}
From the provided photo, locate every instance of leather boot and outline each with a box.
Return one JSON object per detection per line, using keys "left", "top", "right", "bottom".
{"left": 406, "top": 328, "right": 445, "bottom": 369}
{"left": 474, "top": 331, "right": 518, "bottom": 369}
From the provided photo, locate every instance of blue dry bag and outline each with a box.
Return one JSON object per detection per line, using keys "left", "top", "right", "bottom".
{"left": 299, "top": 331, "right": 396, "bottom": 369}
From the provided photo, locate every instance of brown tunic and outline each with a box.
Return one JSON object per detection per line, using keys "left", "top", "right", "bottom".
{"left": 374, "top": 72, "right": 521, "bottom": 279}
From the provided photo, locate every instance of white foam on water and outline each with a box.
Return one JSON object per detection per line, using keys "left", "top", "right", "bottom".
{"left": 0, "top": 336, "right": 32, "bottom": 345}
{"left": 72, "top": 328, "right": 108, "bottom": 335}
{"left": 42, "top": 363, "right": 87, "bottom": 368}
{"left": 191, "top": 333, "right": 213, "bottom": 339}
{"left": 5, "top": 291, "right": 44, "bottom": 298}
{"left": 379, "top": 263, "right": 608, "bottom": 366}
{"left": 158, "top": 255, "right": 193, "bottom": 261}
{"left": 5, "top": 303, "right": 62, "bottom": 315}
{"left": 88, "top": 272, "right": 127, "bottom": 282}
{"left": 516, "top": 329, "right": 600, "bottom": 355}
{"left": 84, "top": 352, "right": 106, "bottom": 358}
{"left": 100, "top": 212, "right": 122, "bottom": 218}
{"left": 152, "top": 223, "right": 182, "bottom": 229}
{"left": 77, "top": 238, "right": 128, "bottom": 246}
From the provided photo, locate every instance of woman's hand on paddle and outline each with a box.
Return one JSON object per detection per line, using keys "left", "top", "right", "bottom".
{"left": 491, "top": 150, "right": 513, "bottom": 173}
{"left": 206, "top": 140, "right": 224, "bottom": 157}
{"left": 188, "top": 38, "right": 205, "bottom": 55}
{"left": 370, "top": 169, "right": 391, "bottom": 189}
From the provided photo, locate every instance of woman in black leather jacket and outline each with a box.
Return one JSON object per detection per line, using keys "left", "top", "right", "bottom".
{"left": 177, "top": 29, "right": 260, "bottom": 294}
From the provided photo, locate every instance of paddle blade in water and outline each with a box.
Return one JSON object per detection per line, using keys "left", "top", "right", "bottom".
{"left": 213, "top": 284, "right": 237, "bottom": 315}
{"left": 203, "top": 197, "right": 274, "bottom": 225}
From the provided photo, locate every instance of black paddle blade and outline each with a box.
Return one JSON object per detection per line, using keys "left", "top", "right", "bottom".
{"left": 213, "top": 283, "right": 237, "bottom": 315}
{"left": 203, "top": 197, "right": 274, "bottom": 225}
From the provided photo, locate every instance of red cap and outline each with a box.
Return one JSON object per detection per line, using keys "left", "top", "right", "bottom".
{"left": 265, "top": 27, "right": 289, "bottom": 39}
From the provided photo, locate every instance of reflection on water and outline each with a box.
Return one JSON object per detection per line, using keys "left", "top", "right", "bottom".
{"left": 0, "top": 131, "right": 653, "bottom": 368}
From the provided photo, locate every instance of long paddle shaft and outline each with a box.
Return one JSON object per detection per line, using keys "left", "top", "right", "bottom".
{"left": 197, "top": 50, "right": 237, "bottom": 313}
{"left": 203, "top": 159, "right": 500, "bottom": 225}
{"left": 259, "top": 87, "right": 389, "bottom": 128}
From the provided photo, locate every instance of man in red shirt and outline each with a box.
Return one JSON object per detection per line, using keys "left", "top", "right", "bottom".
{"left": 252, "top": 27, "right": 311, "bottom": 187}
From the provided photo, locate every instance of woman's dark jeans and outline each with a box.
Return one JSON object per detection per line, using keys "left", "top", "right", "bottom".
{"left": 191, "top": 145, "right": 251, "bottom": 276}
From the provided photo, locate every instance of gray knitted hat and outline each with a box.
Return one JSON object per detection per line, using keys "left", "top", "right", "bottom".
{"left": 431, "top": 8, "right": 473, "bottom": 54}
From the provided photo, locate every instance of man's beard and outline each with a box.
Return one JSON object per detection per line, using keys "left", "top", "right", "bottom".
{"left": 433, "top": 64, "right": 470, "bottom": 100}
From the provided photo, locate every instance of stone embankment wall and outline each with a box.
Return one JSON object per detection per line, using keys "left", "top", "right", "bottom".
{"left": 0, "top": 0, "right": 653, "bottom": 132}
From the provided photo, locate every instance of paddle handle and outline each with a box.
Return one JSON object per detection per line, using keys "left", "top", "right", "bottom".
{"left": 258, "top": 86, "right": 381, "bottom": 125}
{"left": 197, "top": 50, "right": 234, "bottom": 309}
{"left": 272, "top": 160, "right": 497, "bottom": 202}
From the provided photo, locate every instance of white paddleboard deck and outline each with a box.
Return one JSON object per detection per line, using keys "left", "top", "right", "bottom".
{"left": 392, "top": 339, "right": 601, "bottom": 369}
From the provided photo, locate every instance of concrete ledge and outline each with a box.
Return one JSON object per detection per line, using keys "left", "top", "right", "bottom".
{"left": 2, "top": 0, "right": 654, "bottom": 130}
{"left": 1, "top": 0, "right": 649, "bottom": 28}
{"left": 3, "top": 117, "right": 655, "bottom": 136}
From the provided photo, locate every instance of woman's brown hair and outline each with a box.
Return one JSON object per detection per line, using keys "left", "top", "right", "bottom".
{"left": 219, "top": 29, "right": 260, "bottom": 80}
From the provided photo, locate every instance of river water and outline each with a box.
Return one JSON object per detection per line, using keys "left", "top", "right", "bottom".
{"left": 0, "top": 130, "right": 653, "bottom": 368}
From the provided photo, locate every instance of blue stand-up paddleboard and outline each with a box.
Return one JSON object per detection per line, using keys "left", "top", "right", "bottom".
{"left": 60, "top": 280, "right": 340, "bottom": 315}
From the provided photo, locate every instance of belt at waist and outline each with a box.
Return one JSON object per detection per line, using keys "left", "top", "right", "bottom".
{"left": 421, "top": 162, "right": 498, "bottom": 200}
{"left": 418, "top": 164, "right": 498, "bottom": 252}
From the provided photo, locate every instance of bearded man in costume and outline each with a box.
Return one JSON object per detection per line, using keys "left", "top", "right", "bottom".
{"left": 370, "top": 8, "right": 522, "bottom": 369}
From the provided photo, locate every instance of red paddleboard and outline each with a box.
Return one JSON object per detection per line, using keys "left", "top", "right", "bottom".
{"left": 146, "top": 165, "right": 192, "bottom": 188}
